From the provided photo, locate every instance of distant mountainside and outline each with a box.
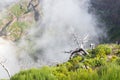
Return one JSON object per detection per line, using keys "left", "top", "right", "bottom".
{"left": 90, "top": 0, "right": 120, "bottom": 42}
{"left": 0, "top": 0, "right": 41, "bottom": 41}
{"left": 0, "top": 0, "right": 119, "bottom": 43}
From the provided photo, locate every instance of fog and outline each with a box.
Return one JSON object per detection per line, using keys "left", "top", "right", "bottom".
{"left": 0, "top": 0, "right": 104, "bottom": 79}
{"left": 18, "top": 0, "right": 102, "bottom": 68}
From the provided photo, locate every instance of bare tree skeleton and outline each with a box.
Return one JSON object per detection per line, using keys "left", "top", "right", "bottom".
{"left": 65, "top": 48, "right": 89, "bottom": 59}
{"left": 65, "top": 28, "right": 89, "bottom": 59}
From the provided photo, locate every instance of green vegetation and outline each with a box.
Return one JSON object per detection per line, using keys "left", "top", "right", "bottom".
{"left": 9, "top": 4, "right": 27, "bottom": 18}
{"left": 11, "top": 67, "right": 57, "bottom": 80}
{"left": 0, "top": 0, "right": 119, "bottom": 80}
{"left": 93, "top": 44, "right": 112, "bottom": 58}
{"left": 10, "top": 44, "right": 120, "bottom": 80}
{"left": 7, "top": 21, "right": 28, "bottom": 41}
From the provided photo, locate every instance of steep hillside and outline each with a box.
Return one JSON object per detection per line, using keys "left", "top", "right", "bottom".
{"left": 0, "top": 0, "right": 120, "bottom": 80}
{"left": 10, "top": 44, "right": 120, "bottom": 80}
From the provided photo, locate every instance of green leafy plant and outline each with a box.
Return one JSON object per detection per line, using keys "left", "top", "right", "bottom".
{"left": 93, "top": 44, "right": 112, "bottom": 58}
{"left": 10, "top": 67, "right": 57, "bottom": 80}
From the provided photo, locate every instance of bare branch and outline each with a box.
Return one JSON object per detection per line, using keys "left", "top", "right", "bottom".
{"left": 25, "top": 0, "right": 40, "bottom": 21}
{"left": 83, "top": 34, "right": 89, "bottom": 41}
{"left": 69, "top": 48, "right": 89, "bottom": 59}
{"left": 26, "top": 0, "right": 39, "bottom": 12}
{"left": 0, "top": 57, "right": 11, "bottom": 78}
{"left": 72, "top": 33, "right": 81, "bottom": 48}
{"left": 0, "top": 63, "right": 11, "bottom": 78}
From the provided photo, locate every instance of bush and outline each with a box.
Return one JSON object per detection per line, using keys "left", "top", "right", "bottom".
{"left": 109, "top": 55, "right": 118, "bottom": 62}
{"left": 83, "top": 57, "right": 106, "bottom": 68}
{"left": 97, "top": 63, "right": 120, "bottom": 80}
{"left": 69, "top": 69, "right": 98, "bottom": 80}
{"left": 68, "top": 56, "right": 83, "bottom": 71}
{"left": 93, "top": 44, "right": 112, "bottom": 58}
{"left": 116, "top": 57, "right": 120, "bottom": 65}
{"left": 52, "top": 66, "right": 69, "bottom": 80}
{"left": 10, "top": 67, "right": 57, "bottom": 80}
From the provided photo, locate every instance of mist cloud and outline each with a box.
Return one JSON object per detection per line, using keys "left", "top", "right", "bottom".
{"left": 18, "top": 0, "right": 103, "bottom": 67}
{"left": 0, "top": 0, "right": 105, "bottom": 78}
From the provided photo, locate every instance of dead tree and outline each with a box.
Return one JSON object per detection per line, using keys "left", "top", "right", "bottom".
{"left": 65, "top": 29, "right": 89, "bottom": 59}
{"left": 65, "top": 48, "right": 89, "bottom": 59}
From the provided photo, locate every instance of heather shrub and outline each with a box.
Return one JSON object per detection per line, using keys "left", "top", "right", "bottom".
{"left": 93, "top": 44, "right": 112, "bottom": 58}
{"left": 10, "top": 67, "right": 57, "bottom": 80}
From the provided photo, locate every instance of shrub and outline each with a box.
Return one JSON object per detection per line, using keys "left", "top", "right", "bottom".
{"left": 69, "top": 69, "right": 98, "bottom": 80}
{"left": 109, "top": 55, "right": 118, "bottom": 62}
{"left": 10, "top": 67, "right": 57, "bottom": 80}
{"left": 93, "top": 44, "right": 112, "bottom": 58}
{"left": 83, "top": 57, "right": 106, "bottom": 68}
{"left": 68, "top": 56, "right": 83, "bottom": 71}
{"left": 116, "top": 57, "right": 120, "bottom": 65}
{"left": 92, "top": 58, "right": 106, "bottom": 67}
{"left": 97, "top": 63, "right": 120, "bottom": 80}
{"left": 52, "top": 66, "right": 69, "bottom": 80}
{"left": 69, "top": 56, "right": 83, "bottom": 64}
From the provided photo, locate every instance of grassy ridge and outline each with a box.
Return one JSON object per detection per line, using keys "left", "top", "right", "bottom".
{"left": 10, "top": 44, "right": 120, "bottom": 80}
